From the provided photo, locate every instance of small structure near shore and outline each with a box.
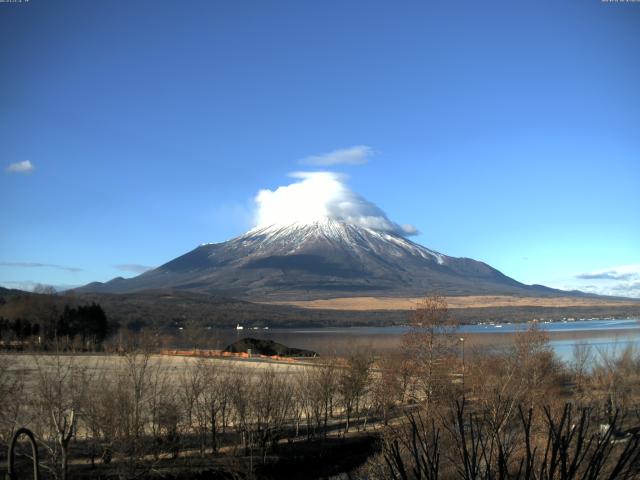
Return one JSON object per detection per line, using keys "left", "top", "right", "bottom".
{"left": 224, "top": 337, "right": 317, "bottom": 358}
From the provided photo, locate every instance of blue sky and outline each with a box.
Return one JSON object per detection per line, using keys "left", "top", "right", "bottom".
{"left": 1, "top": 0, "right": 639, "bottom": 297}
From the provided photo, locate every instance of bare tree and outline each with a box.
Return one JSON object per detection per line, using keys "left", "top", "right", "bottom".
{"left": 252, "top": 367, "right": 294, "bottom": 461}
{"left": 106, "top": 350, "right": 157, "bottom": 478}
{"left": 202, "top": 360, "right": 233, "bottom": 453}
{"left": 466, "top": 324, "right": 562, "bottom": 442}
{"left": 338, "top": 350, "right": 372, "bottom": 432}
{"left": 403, "top": 295, "right": 457, "bottom": 404}
{"left": 297, "top": 368, "right": 316, "bottom": 438}
{"left": 591, "top": 343, "right": 640, "bottom": 418}
{"left": 179, "top": 358, "right": 228, "bottom": 457}
{"left": 147, "top": 358, "right": 177, "bottom": 460}
{"left": 79, "top": 361, "right": 117, "bottom": 468}
{"left": 181, "top": 319, "right": 204, "bottom": 352}
{"left": 290, "top": 372, "right": 307, "bottom": 438}
{"left": 511, "top": 323, "right": 560, "bottom": 410}
{"left": 306, "top": 359, "right": 338, "bottom": 437}
{"left": 372, "top": 354, "right": 407, "bottom": 426}
{"left": 384, "top": 399, "right": 640, "bottom": 480}
{"left": 33, "top": 284, "right": 57, "bottom": 295}
{"left": 0, "top": 356, "right": 27, "bottom": 462}
{"left": 154, "top": 395, "right": 181, "bottom": 460}
{"left": 178, "top": 358, "right": 205, "bottom": 454}
{"left": 229, "top": 370, "right": 252, "bottom": 454}
{"left": 571, "top": 341, "right": 594, "bottom": 401}
{"left": 31, "top": 355, "right": 85, "bottom": 480}
{"left": 383, "top": 409, "right": 441, "bottom": 480}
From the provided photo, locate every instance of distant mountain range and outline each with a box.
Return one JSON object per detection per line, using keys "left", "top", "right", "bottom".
{"left": 77, "top": 218, "right": 569, "bottom": 300}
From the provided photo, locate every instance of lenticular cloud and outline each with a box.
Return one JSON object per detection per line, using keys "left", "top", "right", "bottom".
{"left": 253, "top": 171, "right": 418, "bottom": 236}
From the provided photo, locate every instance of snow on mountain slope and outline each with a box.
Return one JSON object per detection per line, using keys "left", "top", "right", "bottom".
{"left": 238, "top": 219, "right": 445, "bottom": 264}
{"left": 77, "top": 217, "right": 561, "bottom": 300}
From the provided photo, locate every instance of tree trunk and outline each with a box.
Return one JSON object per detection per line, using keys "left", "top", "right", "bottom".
{"left": 221, "top": 403, "right": 227, "bottom": 433}
{"left": 61, "top": 445, "right": 68, "bottom": 480}
{"left": 323, "top": 401, "right": 329, "bottom": 438}
{"left": 211, "top": 408, "right": 217, "bottom": 453}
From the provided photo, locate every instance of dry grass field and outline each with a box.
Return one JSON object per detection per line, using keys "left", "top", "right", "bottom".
{"left": 3, "top": 352, "right": 309, "bottom": 384}
{"left": 262, "top": 294, "right": 640, "bottom": 311}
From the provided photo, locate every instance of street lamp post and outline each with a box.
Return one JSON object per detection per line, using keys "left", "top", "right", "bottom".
{"left": 459, "top": 337, "right": 465, "bottom": 395}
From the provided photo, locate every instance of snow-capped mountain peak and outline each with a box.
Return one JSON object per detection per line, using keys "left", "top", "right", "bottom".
{"left": 240, "top": 219, "right": 446, "bottom": 265}
{"left": 77, "top": 218, "right": 555, "bottom": 300}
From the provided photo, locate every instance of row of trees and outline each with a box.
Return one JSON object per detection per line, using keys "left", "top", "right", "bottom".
{"left": 375, "top": 339, "right": 640, "bottom": 479}
{"left": 369, "top": 297, "right": 640, "bottom": 479}
{"left": 0, "top": 303, "right": 112, "bottom": 349}
{"left": 381, "top": 400, "right": 640, "bottom": 480}
{"left": 0, "top": 350, "right": 392, "bottom": 479}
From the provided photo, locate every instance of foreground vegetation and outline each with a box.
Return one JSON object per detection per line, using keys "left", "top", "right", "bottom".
{"left": 0, "top": 296, "right": 639, "bottom": 479}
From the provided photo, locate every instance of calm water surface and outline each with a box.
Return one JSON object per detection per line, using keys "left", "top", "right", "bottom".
{"left": 218, "top": 318, "right": 640, "bottom": 362}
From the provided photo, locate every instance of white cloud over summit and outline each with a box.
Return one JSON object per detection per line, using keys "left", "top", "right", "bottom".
{"left": 253, "top": 171, "right": 418, "bottom": 236}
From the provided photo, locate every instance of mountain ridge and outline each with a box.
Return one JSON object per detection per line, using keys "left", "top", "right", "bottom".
{"left": 76, "top": 218, "right": 569, "bottom": 299}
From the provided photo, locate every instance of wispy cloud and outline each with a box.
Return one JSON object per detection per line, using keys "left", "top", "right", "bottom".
{"left": 0, "top": 261, "right": 83, "bottom": 273}
{"left": 576, "top": 264, "right": 640, "bottom": 280}
{"left": 114, "top": 264, "right": 154, "bottom": 274}
{"left": 401, "top": 224, "right": 419, "bottom": 235}
{"left": 543, "top": 264, "right": 640, "bottom": 299}
{"left": 554, "top": 264, "right": 640, "bottom": 298}
{"left": 5, "top": 160, "right": 34, "bottom": 174}
{"left": 299, "top": 145, "right": 374, "bottom": 166}
{"left": 598, "top": 283, "right": 638, "bottom": 297}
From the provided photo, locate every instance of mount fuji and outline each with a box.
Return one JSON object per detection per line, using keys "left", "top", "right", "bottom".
{"left": 79, "top": 218, "right": 562, "bottom": 299}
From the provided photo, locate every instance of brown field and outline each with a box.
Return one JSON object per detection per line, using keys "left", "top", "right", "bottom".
{"left": 262, "top": 295, "right": 640, "bottom": 311}
{"left": 2, "top": 352, "right": 309, "bottom": 382}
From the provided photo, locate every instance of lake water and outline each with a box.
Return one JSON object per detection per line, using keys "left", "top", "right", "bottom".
{"left": 219, "top": 318, "right": 640, "bottom": 363}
